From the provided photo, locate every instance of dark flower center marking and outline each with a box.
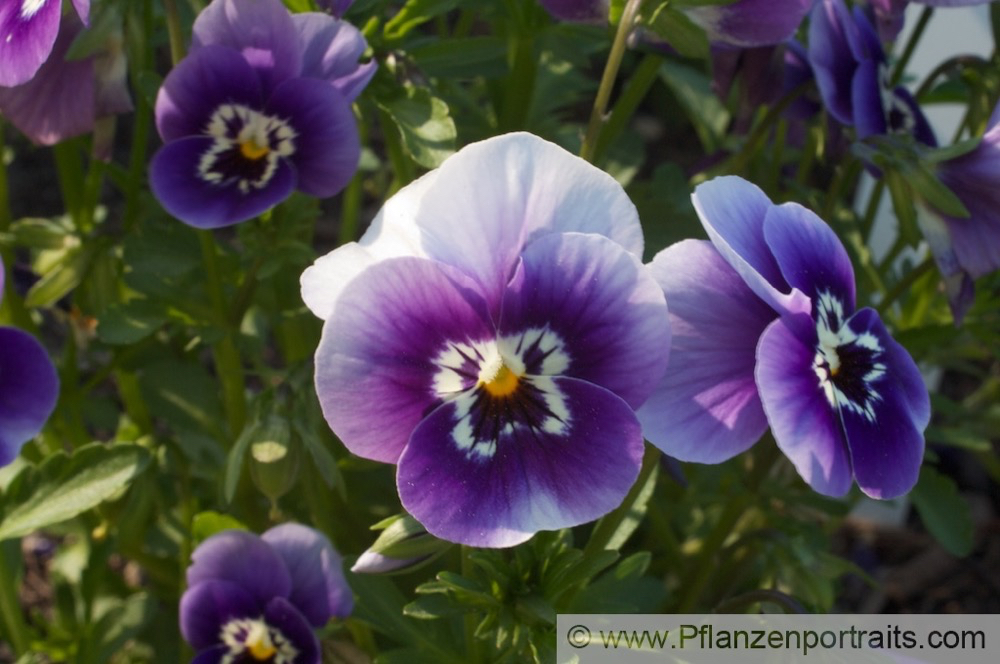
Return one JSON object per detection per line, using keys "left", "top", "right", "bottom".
{"left": 812, "top": 291, "right": 886, "bottom": 423}
{"left": 198, "top": 103, "right": 297, "bottom": 194}
{"left": 878, "top": 64, "right": 917, "bottom": 134}
{"left": 431, "top": 328, "right": 573, "bottom": 460}
{"left": 219, "top": 617, "right": 298, "bottom": 663}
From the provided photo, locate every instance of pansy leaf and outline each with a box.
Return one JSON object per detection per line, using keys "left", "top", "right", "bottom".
{"left": 97, "top": 299, "right": 168, "bottom": 345}
{"left": 191, "top": 511, "right": 248, "bottom": 547}
{"left": 642, "top": 4, "right": 709, "bottom": 59}
{"left": 383, "top": 0, "right": 459, "bottom": 42}
{"left": 903, "top": 164, "right": 971, "bottom": 219}
{"left": 0, "top": 443, "right": 150, "bottom": 541}
{"left": 884, "top": 169, "right": 920, "bottom": 246}
{"left": 378, "top": 86, "right": 457, "bottom": 168}
{"left": 910, "top": 466, "right": 974, "bottom": 557}
{"left": 659, "top": 61, "right": 729, "bottom": 152}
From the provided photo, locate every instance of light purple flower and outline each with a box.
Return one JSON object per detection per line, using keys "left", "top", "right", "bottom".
{"left": 0, "top": 257, "right": 59, "bottom": 468}
{"left": 149, "top": 0, "right": 375, "bottom": 229}
{"left": 918, "top": 102, "right": 1000, "bottom": 321}
{"left": 302, "top": 133, "right": 671, "bottom": 547}
{"left": 0, "top": 0, "right": 89, "bottom": 87}
{"left": 638, "top": 176, "right": 929, "bottom": 499}
{"left": 0, "top": 12, "right": 131, "bottom": 157}
{"left": 316, "top": 0, "right": 354, "bottom": 17}
{"left": 687, "top": 0, "right": 813, "bottom": 48}
{"left": 180, "top": 524, "right": 352, "bottom": 663}
{"left": 808, "top": 0, "right": 935, "bottom": 145}
{"left": 537, "top": 0, "right": 609, "bottom": 23}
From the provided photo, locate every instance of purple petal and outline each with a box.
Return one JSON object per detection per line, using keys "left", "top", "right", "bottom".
{"left": 851, "top": 58, "right": 887, "bottom": 139}
{"left": 316, "top": 0, "right": 355, "bottom": 17}
{"left": 191, "top": 0, "right": 301, "bottom": 95}
{"left": 314, "top": 256, "right": 494, "bottom": 464}
{"left": 687, "top": 0, "right": 812, "bottom": 48}
{"left": 261, "top": 524, "right": 353, "bottom": 625}
{"left": 186, "top": 530, "right": 292, "bottom": 606}
{"left": 637, "top": 240, "right": 773, "bottom": 463}
{"left": 0, "top": 327, "right": 59, "bottom": 467}
{"left": 537, "top": 0, "right": 609, "bottom": 23}
{"left": 891, "top": 87, "right": 937, "bottom": 146}
{"left": 0, "top": 12, "right": 93, "bottom": 145}
{"left": 398, "top": 133, "right": 644, "bottom": 315}
{"left": 756, "top": 315, "right": 854, "bottom": 497}
{"left": 190, "top": 645, "right": 228, "bottom": 664}
{"left": 762, "top": 202, "right": 856, "bottom": 313}
{"left": 397, "top": 376, "right": 643, "bottom": 547}
{"left": 0, "top": 0, "right": 61, "bottom": 87}
{"left": 149, "top": 135, "right": 296, "bottom": 228}
{"left": 808, "top": 0, "right": 858, "bottom": 126}
{"left": 155, "top": 45, "right": 263, "bottom": 142}
{"left": 264, "top": 77, "right": 358, "bottom": 198}
{"left": 838, "top": 309, "right": 926, "bottom": 499}
{"left": 180, "top": 579, "right": 261, "bottom": 651}
{"left": 71, "top": 0, "right": 90, "bottom": 22}
{"left": 292, "top": 12, "right": 376, "bottom": 102}
{"left": 692, "top": 176, "right": 811, "bottom": 315}
{"left": 499, "top": 233, "right": 670, "bottom": 409}
{"left": 263, "top": 597, "right": 321, "bottom": 664}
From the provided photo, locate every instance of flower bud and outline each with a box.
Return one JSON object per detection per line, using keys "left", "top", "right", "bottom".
{"left": 351, "top": 514, "right": 452, "bottom": 575}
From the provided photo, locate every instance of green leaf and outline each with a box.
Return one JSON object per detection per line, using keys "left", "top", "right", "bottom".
{"left": 884, "top": 169, "right": 919, "bottom": 245}
{"left": 378, "top": 86, "right": 457, "bottom": 168}
{"left": 0, "top": 444, "right": 150, "bottom": 541}
{"left": 642, "top": 4, "right": 709, "bottom": 59}
{"left": 97, "top": 299, "right": 167, "bottom": 345}
{"left": 659, "top": 61, "right": 730, "bottom": 153}
{"left": 7, "top": 217, "right": 74, "bottom": 250}
{"left": 25, "top": 243, "right": 96, "bottom": 308}
{"left": 910, "top": 466, "right": 974, "bottom": 557}
{"left": 191, "top": 511, "right": 247, "bottom": 546}
{"left": 383, "top": 0, "right": 459, "bottom": 42}
{"left": 409, "top": 37, "right": 507, "bottom": 79}
{"left": 139, "top": 359, "right": 227, "bottom": 442}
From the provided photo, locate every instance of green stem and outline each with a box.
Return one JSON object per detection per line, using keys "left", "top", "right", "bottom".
{"left": 584, "top": 444, "right": 660, "bottom": 557}
{"left": 52, "top": 141, "right": 85, "bottom": 221}
{"left": 124, "top": 0, "right": 155, "bottom": 232}
{"left": 593, "top": 53, "right": 663, "bottom": 163}
{"left": 890, "top": 7, "right": 933, "bottom": 87}
{"left": 461, "top": 545, "right": 483, "bottom": 664}
{"left": 877, "top": 256, "right": 934, "bottom": 315}
{"left": 579, "top": 0, "right": 642, "bottom": 163}
{"left": 719, "top": 81, "right": 812, "bottom": 177}
{"left": 162, "top": 0, "right": 187, "bottom": 65}
{"left": 378, "top": 108, "right": 414, "bottom": 194}
{"left": 339, "top": 172, "right": 363, "bottom": 245}
{"left": 498, "top": 26, "right": 536, "bottom": 132}
{"left": 199, "top": 231, "right": 247, "bottom": 440}
{"left": 860, "top": 179, "right": 886, "bottom": 240}
{"left": 0, "top": 543, "right": 31, "bottom": 655}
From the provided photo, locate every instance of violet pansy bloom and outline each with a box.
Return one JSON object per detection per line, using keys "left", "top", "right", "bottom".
{"left": 316, "top": 0, "right": 354, "bottom": 17}
{"left": 0, "top": 257, "right": 59, "bottom": 468}
{"left": 537, "top": 0, "right": 609, "bottom": 23}
{"left": 687, "top": 0, "right": 813, "bottom": 48}
{"left": 180, "top": 524, "right": 352, "bottom": 663}
{"left": 638, "top": 177, "right": 929, "bottom": 499}
{"left": 302, "top": 133, "right": 671, "bottom": 547}
{"left": 808, "top": 0, "right": 935, "bottom": 145}
{"left": 0, "top": 0, "right": 89, "bottom": 87}
{"left": 150, "top": 0, "right": 375, "bottom": 229}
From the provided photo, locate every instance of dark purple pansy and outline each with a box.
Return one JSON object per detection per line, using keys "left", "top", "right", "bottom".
{"left": 180, "top": 524, "right": 352, "bottom": 664}
{"left": 637, "top": 176, "right": 930, "bottom": 499}
{"left": 0, "top": 257, "right": 60, "bottom": 468}
{"left": 917, "top": 101, "right": 1000, "bottom": 321}
{"left": 149, "top": 0, "right": 375, "bottom": 228}
{"left": 302, "top": 133, "right": 671, "bottom": 547}
{"left": 0, "top": 0, "right": 89, "bottom": 87}
{"left": 0, "top": 11, "right": 131, "bottom": 157}
{"left": 808, "top": 0, "right": 936, "bottom": 145}
{"left": 537, "top": 0, "right": 609, "bottom": 23}
{"left": 686, "top": 0, "right": 813, "bottom": 48}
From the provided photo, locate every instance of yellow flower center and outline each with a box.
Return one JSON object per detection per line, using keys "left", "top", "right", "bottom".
{"left": 245, "top": 622, "right": 277, "bottom": 660}
{"left": 240, "top": 139, "right": 270, "bottom": 160}
{"left": 482, "top": 364, "right": 520, "bottom": 397}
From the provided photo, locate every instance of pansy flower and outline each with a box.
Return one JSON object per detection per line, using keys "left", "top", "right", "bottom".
{"left": 180, "top": 524, "right": 352, "bottom": 663}
{"left": 150, "top": 0, "right": 375, "bottom": 228}
{"left": 0, "top": 258, "right": 60, "bottom": 468}
{"left": 0, "top": 0, "right": 89, "bottom": 87}
{"left": 0, "top": 11, "right": 131, "bottom": 159}
{"left": 537, "top": 0, "right": 609, "bottom": 23}
{"left": 637, "top": 176, "right": 929, "bottom": 499}
{"left": 301, "top": 133, "right": 671, "bottom": 547}
{"left": 316, "top": 0, "right": 354, "bottom": 17}
{"left": 808, "top": 0, "right": 936, "bottom": 145}
{"left": 686, "top": 0, "right": 813, "bottom": 48}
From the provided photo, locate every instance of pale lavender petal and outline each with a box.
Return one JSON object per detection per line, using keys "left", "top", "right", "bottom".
{"left": 191, "top": 0, "right": 301, "bottom": 95}
{"left": 397, "top": 376, "right": 643, "bottom": 547}
{"left": 0, "top": 13, "right": 94, "bottom": 145}
{"left": 687, "top": 0, "right": 812, "bottom": 48}
{"left": 262, "top": 523, "right": 353, "bottom": 625}
{"left": 0, "top": 327, "right": 60, "bottom": 467}
{"left": 838, "top": 309, "right": 925, "bottom": 499}
{"left": 637, "top": 240, "right": 773, "bottom": 463}
{"left": 155, "top": 45, "right": 262, "bottom": 142}
{"left": 262, "top": 597, "right": 321, "bottom": 663}
{"left": 499, "top": 233, "right": 670, "bottom": 409}
{"left": 762, "top": 202, "right": 856, "bottom": 312}
{"left": 692, "top": 176, "right": 811, "bottom": 315}
{"left": 402, "top": 133, "right": 644, "bottom": 315}
{"left": 314, "top": 257, "right": 493, "bottom": 463}
{"left": 756, "top": 315, "right": 854, "bottom": 497}
{"left": 71, "top": 0, "right": 90, "bottom": 22}
{"left": 186, "top": 530, "right": 292, "bottom": 605}
{"left": 292, "top": 12, "right": 376, "bottom": 102}
{"left": 0, "top": 0, "right": 61, "bottom": 87}
{"left": 264, "top": 77, "right": 358, "bottom": 198}
{"left": 149, "top": 136, "right": 296, "bottom": 228}
{"left": 180, "top": 580, "right": 260, "bottom": 650}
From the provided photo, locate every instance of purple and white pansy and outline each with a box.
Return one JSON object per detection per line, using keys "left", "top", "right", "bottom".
{"left": 0, "top": 0, "right": 89, "bottom": 87}
{"left": 180, "top": 524, "right": 352, "bottom": 664}
{"left": 638, "top": 176, "right": 929, "bottom": 499}
{"left": 149, "top": 0, "right": 375, "bottom": 229}
{"left": 302, "top": 133, "right": 671, "bottom": 547}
